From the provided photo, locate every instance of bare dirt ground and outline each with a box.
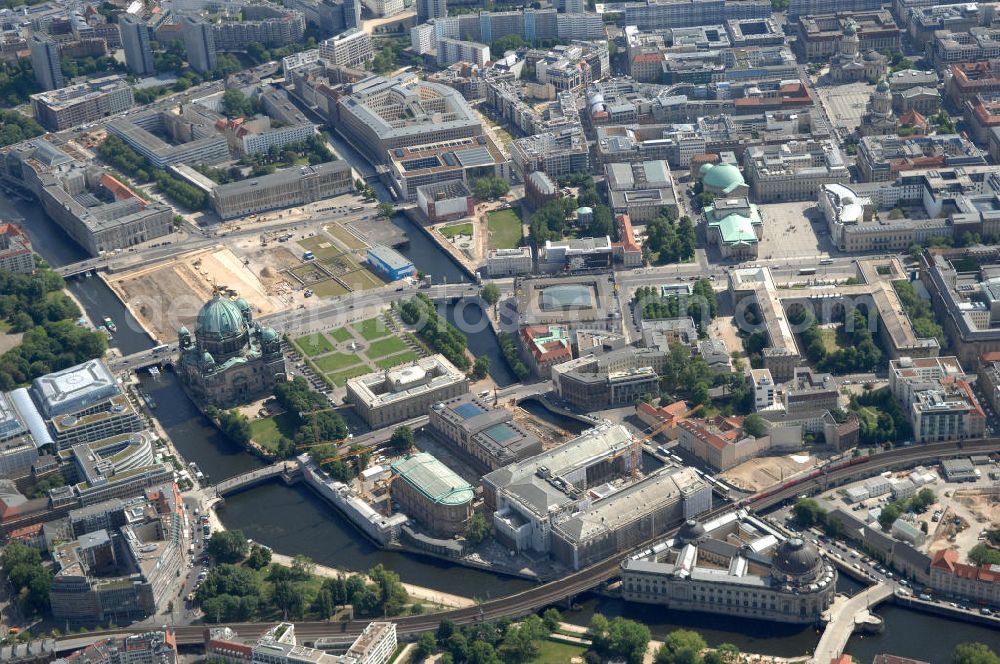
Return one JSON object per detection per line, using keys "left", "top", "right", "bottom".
{"left": 108, "top": 246, "right": 285, "bottom": 341}
{"left": 925, "top": 486, "right": 1000, "bottom": 559}
{"left": 720, "top": 453, "right": 820, "bottom": 492}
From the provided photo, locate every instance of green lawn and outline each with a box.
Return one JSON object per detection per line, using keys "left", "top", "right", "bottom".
{"left": 312, "top": 279, "right": 350, "bottom": 298}
{"left": 313, "top": 352, "right": 363, "bottom": 373}
{"left": 487, "top": 209, "right": 523, "bottom": 249}
{"left": 250, "top": 412, "right": 297, "bottom": 450}
{"left": 530, "top": 639, "right": 587, "bottom": 663}
{"left": 325, "top": 224, "right": 367, "bottom": 250}
{"left": 375, "top": 351, "right": 419, "bottom": 369}
{"left": 353, "top": 317, "right": 392, "bottom": 341}
{"left": 294, "top": 333, "right": 334, "bottom": 356}
{"left": 328, "top": 365, "right": 373, "bottom": 386}
{"left": 342, "top": 268, "right": 385, "bottom": 291}
{"left": 440, "top": 222, "right": 473, "bottom": 239}
{"left": 330, "top": 327, "right": 353, "bottom": 343}
{"left": 299, "top": 235, "right": 345, "bottom": 261}
{"left": 365, "top": 336, "right": 410, "bottom": 359}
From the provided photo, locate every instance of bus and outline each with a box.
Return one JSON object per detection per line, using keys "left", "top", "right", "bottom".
{"left": 799, "top": 268, "right": 817, "bottom": 275}
{"left": 152, "top": 344, "right": 170, "bottom": 354}
{"left": 819, "top": 258, "right": 834, "bottom": 265}
{"left": 350, "top": 206, "right": 364, "bottom": 212}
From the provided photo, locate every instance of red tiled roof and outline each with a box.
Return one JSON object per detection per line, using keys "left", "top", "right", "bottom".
{"left": 9, "top": 523, "right": 43, "bottom": 539}
{"left": 931, "top": 548, "right": 1000, "bottom": 584}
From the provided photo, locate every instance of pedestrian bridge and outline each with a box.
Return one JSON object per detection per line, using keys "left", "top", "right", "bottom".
{"left": 813, "top": 582, "right": 893, "bottom": 663}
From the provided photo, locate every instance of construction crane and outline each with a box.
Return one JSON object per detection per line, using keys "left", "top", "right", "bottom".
{"left": 606, "top": 404, "right": 702, "bottom": 477}
{"left": 373, "top": 474, "right": 400, "bottom": 516}
{"left": 318, "top": 445, "right": 373, "bottom": 466}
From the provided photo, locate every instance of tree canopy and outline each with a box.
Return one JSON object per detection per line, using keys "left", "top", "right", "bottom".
{"left": 207, "top": 530, "right": 250, "bottom": 563}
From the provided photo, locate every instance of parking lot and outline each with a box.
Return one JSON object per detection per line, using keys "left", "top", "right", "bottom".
{"left": 815, "top": 81, "right": 874, "bottom": 132}
{"left": 757, "top": 201, "right": 838, "bottom": 260}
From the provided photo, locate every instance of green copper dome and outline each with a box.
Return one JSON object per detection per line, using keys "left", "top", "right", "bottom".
{"left": 235, "top": 297, "right": 251, "bottom": 312}
{"left": 260, "top": 326, "right": 278, "bottom": 342}
{"left": 195, "top": 296, "right": 247, "bottom": 339}
{"left": 702, "top": 163, "right": 745, "bottom": 193}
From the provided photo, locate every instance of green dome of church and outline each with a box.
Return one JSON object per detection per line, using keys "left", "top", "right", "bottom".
{"left": 235, "top": 297, "right": 251, "bottom": 312}
{"left": 196, "top": 296, "right": 247, "bottom": 339}
{"left": 260, "top": 326, "right": 278, "bottom": 342}
{"left": 701, "top": 163, "right": 745, "bottom": 193}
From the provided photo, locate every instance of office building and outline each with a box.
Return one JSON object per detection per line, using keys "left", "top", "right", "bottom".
{"left": 429, "top": 394, "right": 542, "bottom": 472}
{"left": 106, "top": 109, "right": 230, "bottom": 170}
{"left": 946, "top": 61, "right": 1000, "bottom": 106}
{"left": 346, "top": 355, "right": 469, "bottom": 428}
{"left": 49, "top": 485, "right": 184, "bottom": 625}
{"left": 30, "top": 75, "right": 134, "bottom": 131}
{"left": 437, "top": 38, "right": 491, "bottom": 68}
{"left": 118, "top": 15, "right": 154, "bottom": 76}
{"left": 318, "top": 28, "right": 373, "bottom": 68}
{"left": 487, "top": 247, "right": 533, "bottom": 277}
{"left": 551, "top": 347, "right": 664, "bottom": 410}
{"left": 210, "top": 3, "right": 306, "bottom": 51}
{"left": 390, "top": 452, "right": 473, "bottom": 537}
{"left": 604, "top": 160, "right": 678, "bottom": 222}
{"left": 623, "top": 0, "right": 772, "bottom": 30}
{"left": 621, "top": 514, "right": 836, "bottom": 624}
{"left": 29, "top": 34, "right": 63, "bottom": 92}
{"left": 0, "top": 223, "right": 34, "bottom": 275}
{"left": 920, "top": 248, "right": 1000, "bottom": 365}
{"left": 511, "top": 126, "right": 590, "bottom": 179}
{"left": 208, "top": 160, "right": 353, "bottom": 220}
{"left": 888, "top": 356, "right": 986, "bottom": 443}
{"left": 55, "top": 631, "right": 177, "bottom": 664}
{"left": 207, "top": 622, "right": 397, "bottom": 664}
{"left": 0, "top": 393, "right": 36, "bottom": 479}
{"left": 177, "top": 295, "right": 285, "bottom": 408}
{"left": 334, "top": 74, "right": 483, "bottom": 163}
{"left": 182, "top": 16, "right": 216, "bottom": 74}
{"left": 417, "top": 0, "right": 447, "bottom": 23}
{"left": 856, "top": 134, "right": 986, "bottom": 182}
{"left": 1, "top": 139, "right": 172, "bottom": 256}
{"left": 386, "top": 136, "right": 506, "bottom": 202}
{"left": 928, "top": 28, "right": 1000, "bottom": 71}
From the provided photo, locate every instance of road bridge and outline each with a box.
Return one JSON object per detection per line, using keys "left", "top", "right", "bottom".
{"left": 813, "top": 583, "right": 894, "bottom": 664}
{"left": 48, "top": 439, "right": 1000, "bottom": 650}
{"left": 206, "top": 462, "right": 296, "bottom": 498}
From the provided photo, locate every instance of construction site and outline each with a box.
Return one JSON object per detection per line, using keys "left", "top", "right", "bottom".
{"left": 284, "top": 397, "right": 712, "bottom": 578}
{"left": 104, "top": 209, "right": 403, "bottom": 342}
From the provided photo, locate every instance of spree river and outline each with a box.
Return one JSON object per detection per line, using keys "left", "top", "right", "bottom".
{"left": 12, "top": 192, "right": 1000, "bottom": 658}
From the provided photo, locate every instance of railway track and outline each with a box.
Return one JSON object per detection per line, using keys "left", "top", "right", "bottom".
{"left": 55, "top": 438, "right": 1000, "bottom": 649}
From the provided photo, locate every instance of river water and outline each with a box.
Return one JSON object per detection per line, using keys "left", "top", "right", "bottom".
{"left": 11, "top": 190, "right": 1000, "bottom": 659}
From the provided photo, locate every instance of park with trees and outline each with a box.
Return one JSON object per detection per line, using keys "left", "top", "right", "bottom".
{"left": 0, "top": 266, "right": 107, "bottom": 390}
